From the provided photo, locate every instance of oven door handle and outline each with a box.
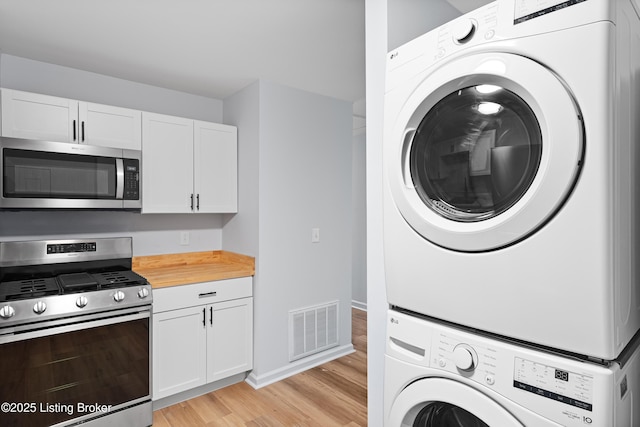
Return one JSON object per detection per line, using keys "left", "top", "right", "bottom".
{"left": 0, "top": 310, "right": 150, "bottom": 344}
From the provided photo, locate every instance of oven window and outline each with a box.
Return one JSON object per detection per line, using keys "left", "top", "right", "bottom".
{"left": 0, "top": 317, "right": 149, "bottom": 427}
{"left": 3, "top": 149, "right": 117, "bottom": 199}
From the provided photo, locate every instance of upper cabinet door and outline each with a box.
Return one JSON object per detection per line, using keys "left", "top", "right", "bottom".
{"left": 194, "top": 121, "right": 238, "bottom": 213}
{"left": 78, "top": 102, "right": 141, "bottom": 150}
{"left": 1, "top": 89, "right": 78, "bottom": 143}
{"left": 1, "top": 89, "right": 142, "bottom": 150}
{"left": 142, "top": 112, "right": 194, "bottom": 213}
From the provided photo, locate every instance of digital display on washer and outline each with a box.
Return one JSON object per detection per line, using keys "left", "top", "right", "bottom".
{"left": 514, "top": 357, "right": 593, "bottom": 411}
{"left": 514, "top": 0, "right": 588, "bottom": 24}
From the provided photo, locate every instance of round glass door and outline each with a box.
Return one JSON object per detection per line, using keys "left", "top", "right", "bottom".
{"left": 412, "top": 401, "right": 489, "bottom": 427}
{"left": 385, "top": 52, "right": 583, "bottom": 252}
{"left": 410, "top": 85, "right": 542, "bottom": 223}
{"left": 388, "top": 378, "right": 524, "bottom": 427}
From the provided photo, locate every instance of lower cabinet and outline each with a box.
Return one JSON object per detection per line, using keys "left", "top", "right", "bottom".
{"left": 152, "top": 277, "right": 253, "bottom": 400}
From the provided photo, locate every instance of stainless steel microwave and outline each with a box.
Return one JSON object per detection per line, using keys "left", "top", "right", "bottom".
{"left": 0, "top": 137, "right": 141, "bottom": 209}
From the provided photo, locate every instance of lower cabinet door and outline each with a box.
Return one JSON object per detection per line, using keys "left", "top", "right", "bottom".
{"left": 153, "top": 306, "right": 207, "bottom": 399}
{"left": 207, "top": 297, "right": 254, "bottom": 383}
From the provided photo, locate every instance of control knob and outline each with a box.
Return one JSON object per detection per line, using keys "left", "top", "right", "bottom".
{"left": 0, "top": 305, "right": 15, "bottom": 319}
{"left": 452, "top": 19, "right": 476, "bottom": 44}
{"left": 113, "top": 290, "right": 126, "bottom": 303}
{"left": 76, "top": 296, "right": 88, "bottom": 308}
{"left": 33, "top": 301, "right": 47, "bottom": 315}
{"left": 138, "top": 288, "right": 150, "bottom": 299}
{"left": 453, "top": 344, "right": 477, "bottom": 371}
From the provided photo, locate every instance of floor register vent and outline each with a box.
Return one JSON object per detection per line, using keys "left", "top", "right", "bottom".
{"left": 289, "top": 301, "right": 339, "bottom": 361}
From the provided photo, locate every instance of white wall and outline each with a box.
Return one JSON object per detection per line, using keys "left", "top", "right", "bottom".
{"left": 366, "top": 1, "right": 461, "bottom": 425}
{"left": 0, "top": 54, "right": 223, "bottom": 121}
{"left": 221, "top": 81, "right": 260, "bottom": 258}
{"left": 224, "top": 80, "right": 354, "bottom": 387}
{"left": 0, "top": 54, "right": 225, "bottom": 255}
{"left": 352, "top": 131, "right": 367, "bottom": 310}
{"left": 365, "top": 1, "right": 388, "bottom": 424}
{"left": 387, "top": 0, "right": 459, "bottom": 50}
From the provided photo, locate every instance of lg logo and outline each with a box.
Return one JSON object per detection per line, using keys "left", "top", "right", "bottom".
{"left": 390, "top": 318, "right": 399, "bottom": 324}
{"left": 583, "top": 416, "right": 592, "bottom": 424}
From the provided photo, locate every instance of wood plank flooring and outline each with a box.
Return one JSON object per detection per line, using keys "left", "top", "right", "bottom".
{"left": 153, "top": 308, "right": 367, "bottom": 426}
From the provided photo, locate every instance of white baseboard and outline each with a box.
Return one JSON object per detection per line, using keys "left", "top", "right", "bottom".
{"left": 352, "top": 300, "right": 367, "bottom": 311}
{"left": 245, "top": 343, "right": 355, "bottom": 389}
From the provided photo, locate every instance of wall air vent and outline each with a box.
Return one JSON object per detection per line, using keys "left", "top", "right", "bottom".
{"left": 289, "top": 301, "right": 339, "bottom": 361}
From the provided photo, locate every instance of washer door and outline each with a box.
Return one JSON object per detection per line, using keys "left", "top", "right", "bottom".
{"left": 386, "top": 52, "right": 583, "bottom": 252}
{"left": 389, "top": 378, "right": 523, "bottom": 426}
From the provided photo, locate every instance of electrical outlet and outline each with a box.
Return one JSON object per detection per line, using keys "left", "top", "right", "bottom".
{"left": 180, "top": 231, "right": 190, "bottom": 246}
{"left": 311, "top": 228, "right": 320, "bottom": 243}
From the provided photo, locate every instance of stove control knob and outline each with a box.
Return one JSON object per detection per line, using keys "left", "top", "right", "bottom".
{"left": 138, "top": 288, "right": 150, "bottom": 299}
{"left": 0, "top": 305, "right": 15, "bottom": 319}
{"left": 33, "top": 301, "right": 47, "bottom": 315}
{"left": 114, "top": 290, "right": 126, "bottom": 303}
{"left": 453, "top": 344, "right": 477, "bottom": 372}
{"left": 76, "top": 296, "right": 88, "bottom": 308}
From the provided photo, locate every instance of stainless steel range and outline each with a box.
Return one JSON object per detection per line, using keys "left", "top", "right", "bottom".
{"left": 0, "top": 237, "right": 152, "bottom": 427}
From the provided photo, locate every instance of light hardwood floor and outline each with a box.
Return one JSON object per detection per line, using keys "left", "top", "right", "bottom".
{"left": 153, "top": 308, "right": 368, "bottom": 426}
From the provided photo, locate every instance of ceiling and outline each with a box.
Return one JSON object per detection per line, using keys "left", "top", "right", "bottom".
{"left": 0, "top": 0, "right": 365, "bottom": 104}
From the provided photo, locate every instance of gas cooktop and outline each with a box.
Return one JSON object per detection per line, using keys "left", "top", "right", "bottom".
{"left": 0, "top": 238, "right": 152, "bottom": 327}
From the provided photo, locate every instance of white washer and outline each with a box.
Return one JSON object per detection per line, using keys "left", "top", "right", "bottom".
{"left": 385, "top": 310, "right": 640, "bottom": 427}
{"left": 383, "top": 0, "right": 640, "bottom": 360}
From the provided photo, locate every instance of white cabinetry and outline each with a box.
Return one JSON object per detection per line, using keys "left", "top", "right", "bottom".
{"left": 142, "top": 112, "right": 237, "bottom": 213}
{"left": 0, "top": 88, "right": 141, "bottom": 150}
{"left": 194, "top": 120, "right": 238, "bottom": 213}
{"left": 152, "top": 277, "right": 253, "bottom": 400}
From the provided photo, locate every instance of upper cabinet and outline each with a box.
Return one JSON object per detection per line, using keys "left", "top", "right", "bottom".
{"left": 194, "top": 120, "right": 238, "bottom": 213}
{"left": 142, "top": 112, "right": 237, "bottom": 214}
{"left": 1, "top": 88, "right": 141, "bottom": 150}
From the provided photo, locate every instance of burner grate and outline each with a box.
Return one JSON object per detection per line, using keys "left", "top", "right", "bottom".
{"left": 94, "top": 271, "right": 147, "bottom": 289}
{"left": 0, "top": 278, "right": 60, "bottom": 301}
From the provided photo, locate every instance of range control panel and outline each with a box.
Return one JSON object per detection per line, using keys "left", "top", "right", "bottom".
{"left": 47, "top": 242, "right": 97, "bottom": 254}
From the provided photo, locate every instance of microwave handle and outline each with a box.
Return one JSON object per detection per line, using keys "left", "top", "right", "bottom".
{"left": 116, "top": 158, "right": 125, "bottom": 200}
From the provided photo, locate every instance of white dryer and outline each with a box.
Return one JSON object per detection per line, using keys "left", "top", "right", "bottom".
{"left": 383, "top": 0, "right": 640, "bottom": 360}
{"left": 385, "top": 310, "right": 640, "bottom": 427}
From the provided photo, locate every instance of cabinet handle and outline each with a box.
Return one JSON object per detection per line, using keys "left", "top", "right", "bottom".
{"left": 198, "top": 291, "right": 217, "bottom": 298}
{"left": 202, "top": 307, "right": 206, "bottom": 327}
{"left": 81, "top": 121, "right": 85, "bottom": 141}
{"left": 190, "top": 194, "right": 194, "bottom": 211}
{"left": 210, "top": 306, "right": 213, "bottom": 325}
{"left": 73, "top": 120, "right": 77, "bottom": 141}
{"left": 197, "top": 194, "right": 200, "bottom": 211}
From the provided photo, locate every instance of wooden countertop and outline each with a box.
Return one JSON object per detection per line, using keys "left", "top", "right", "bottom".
{"left": 133, "top": 250, "right": 255, "bottom": 289}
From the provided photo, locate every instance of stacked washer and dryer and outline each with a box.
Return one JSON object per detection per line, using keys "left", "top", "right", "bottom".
{"left": 382, "top": 0, "right": 640, "bottom": 425}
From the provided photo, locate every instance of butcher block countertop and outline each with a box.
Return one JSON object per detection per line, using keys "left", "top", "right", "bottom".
{"left": 132, "top": 251, "right": 255, "bottom": 289}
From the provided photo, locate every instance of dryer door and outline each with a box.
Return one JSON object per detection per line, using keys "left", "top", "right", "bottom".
{"left": 386, "top": 52, "right": 583, "bottom": 252}
{"left": 389, "top": 378, "right": 524, "bottom": 426}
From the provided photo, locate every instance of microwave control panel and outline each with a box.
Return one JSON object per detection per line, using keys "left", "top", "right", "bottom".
{"left": 123, "top": 159, "right": 140, "bottom": 200}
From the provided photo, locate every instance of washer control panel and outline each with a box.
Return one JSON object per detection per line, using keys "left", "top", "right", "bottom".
{"left": 386, "top": 310, "right": 612, "bottom": 427}
{"left": 432, "top": 331, "right": 500, "bottom": 387}
{"left": 514, "top": 357, "right": 594, "bottom": 411}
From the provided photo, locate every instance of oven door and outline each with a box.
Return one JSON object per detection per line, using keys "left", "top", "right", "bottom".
{"left": 0, "top": 137, "right": 141, "bottom": 209}
{"left": 0, "top": 307, "right": 150, "bottom": 427}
